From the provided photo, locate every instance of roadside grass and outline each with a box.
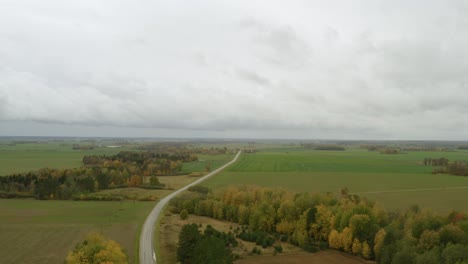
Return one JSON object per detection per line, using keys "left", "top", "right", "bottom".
{"left": 204, "top": 149, "right": 468, "bottom": 213}
{"left": 154, "top": 206, "right": 168, "bottom": 264}
{"left": 0, "top": 199, "right": 155, "bottom": 264}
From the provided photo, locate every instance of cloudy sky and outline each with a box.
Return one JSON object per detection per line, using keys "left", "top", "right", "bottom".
{"left": 1, "top": 0, "right": 468, "bottom": 139}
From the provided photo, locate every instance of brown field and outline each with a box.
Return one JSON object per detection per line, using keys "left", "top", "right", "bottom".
{"left": 236, "top": 251, "right": 373, "bottom": 264}
{"left": 158, "top": 212, "right": 373, "bottom": 264}
{"left": 0, "top": 199, "right": 154, "bottom": 264}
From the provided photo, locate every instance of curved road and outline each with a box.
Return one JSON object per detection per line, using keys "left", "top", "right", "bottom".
{"left": 139, "top": 151, "right": 241, "bottom": 264}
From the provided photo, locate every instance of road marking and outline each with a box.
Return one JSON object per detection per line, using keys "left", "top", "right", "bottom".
{"left": 153, "top": 252, "right": 156, "bottom": 261}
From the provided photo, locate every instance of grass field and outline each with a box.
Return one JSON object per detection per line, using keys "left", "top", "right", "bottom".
{"left": 0, "top": 142, "right": 129, "bottom": 175}
{"left": 204, "top": 148, "right": 468, "bottom": 212}
{"left": 0, "top": 199, "right": 155, "bottom": 264}
{"left": 181, "top": 153, "right": 235, "bottom": 174}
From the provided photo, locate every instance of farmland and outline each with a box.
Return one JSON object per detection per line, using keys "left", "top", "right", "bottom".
{"left": 0, "top": 199, "right": 154, "bottom": 264}
{"left": 0, "top": 139, "right": 236, "bottom": 264}
{"left": 0, "top": 141, "right": 129, "bottom": 175}
{"left": 204, "top": 148, "right": 468, "bottom": 212}
{"left": 181, "top": 153, "right": 236, "bottom": 174}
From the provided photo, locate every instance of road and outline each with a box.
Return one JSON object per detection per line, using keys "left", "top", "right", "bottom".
{"left": 139, "top": 151, "right": 241, "bottom": 264}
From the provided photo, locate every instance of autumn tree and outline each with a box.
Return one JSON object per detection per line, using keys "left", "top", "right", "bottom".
{"left": 374, "top": 228, "right": 386, "bottom": 260}
{"left": 310, "top": 204, "right": 332, "bottom": 241}
{"left": 362, "top": 240, "right": 372, "bottom": 259}
{"left": 418, "top": 230, "right": 440, "bottom": 250}
{"left": 352, "top": 238, "right": 362, "bottom": 255}
{"left": 341, "top": 227, "right": 353, "bottom": 253}
{"left": 328, "top": 229, "right": 342, "bottom": 249}
{"left": 128, "top": 175, "right": 142, "bottom": 187}
{"left": 66, "top": 233, "right": 127, "bottom": 264}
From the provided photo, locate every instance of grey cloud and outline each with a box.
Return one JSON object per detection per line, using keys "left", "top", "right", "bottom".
{"left": 241, "top": 19, "right": 311, "bottom": 67}
{"left": 236, "top": 68, "right": 271, "bottom": 86}
{"left": 1, "top": 1, "right": 468, "bottom": 139}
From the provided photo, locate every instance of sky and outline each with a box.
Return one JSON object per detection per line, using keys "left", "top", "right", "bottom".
{"left": 1, "top": 0, "right": 468, "bottom": 140}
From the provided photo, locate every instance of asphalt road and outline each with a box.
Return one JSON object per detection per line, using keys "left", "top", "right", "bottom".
{"left": 139, "top": 151, "right": 241, "bottom": 264}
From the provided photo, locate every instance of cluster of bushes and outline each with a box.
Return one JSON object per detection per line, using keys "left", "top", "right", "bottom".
{"left": 0, "top": 191, "right": 34, "bottom": 199}
{"left": 177, "top": 224, "right": 237, "bottom": 264}
{"left": 72, "top": 194, "right": 124, "bottom": 201}
{"left": 171, "top": 185, "right": 468, "bottom": 264}
{"left": 66, "top": 233, "right": 127, "bottom": 264}
{"left": 72, "top": 191, "right": 158, "bottom": 202}
{"left": 188, "top": 185, "right": 211, "bottom": 194}
{"left": 236, "top": 228, "right": 275, "bottom": 248}
{"left": 250, "top": 246, "right": 262, "bottom": 255}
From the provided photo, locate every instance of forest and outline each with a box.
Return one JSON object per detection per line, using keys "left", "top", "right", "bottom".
{"left": 177, "top": 224, "right": 237, "bottom": 264}
{"left": 171, "top": 185, "right": 468, "bottom": 264}
{"left": 0, "top": 151, "right": 198, "bottom": 200}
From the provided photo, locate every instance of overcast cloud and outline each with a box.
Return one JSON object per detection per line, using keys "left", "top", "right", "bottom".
{"left": 1, "top": 0, "right": 468, "bottom": 139}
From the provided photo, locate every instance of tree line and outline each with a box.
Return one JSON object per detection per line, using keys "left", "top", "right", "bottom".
{"left": 171, "top": 185, "right": 468, "bottom": 264}
{"left": 423, "top": 157, "right": 468, "bottom": 176}
{"left": 0, "top": 151, "right": 197, "bottom": 200}
{"left": 301, "top": 143, "right": 345, "bottom": 151}
{"left": 136, "top": 143, "right": 232, "bottom": 155}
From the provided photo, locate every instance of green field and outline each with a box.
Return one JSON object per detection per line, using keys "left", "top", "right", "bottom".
{"left": 181, "top": 153, "right": 235, "bottom": 174}
{"left": 0, "top": 142, "right": 129, "bottom": 175}
{"left": 204, "top": 148, "right": 468, "bottom": 212}
{"left": 0, "top": 199, "right": 154, "bottom": 264}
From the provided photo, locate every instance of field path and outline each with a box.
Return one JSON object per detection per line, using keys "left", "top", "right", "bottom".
{"left": 353, "top": 186, "right": 468, "bottom": 194}
{"left": 139, "top": 151, "right": 241, "bottom": 264}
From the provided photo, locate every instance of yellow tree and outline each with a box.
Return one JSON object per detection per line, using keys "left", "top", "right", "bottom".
{"left": 310, "top": 204, "right": 332, "bottom": 241}
{"left": 95, "top": 240, "right": 128, "bottom": 264}
{"left": 328, "top": 229, "right": 342, "bottom": 249}
{"left": 292, "top": 209, "right": 310, "bottom": 247}
{"left": 276, "top": 220, "right": 295, "bottom": 235}
{"left": 352, "top": 238, "right": 362, "bottom": 255}
{"left": 341, "top": 227, "right": 353, "bottom": 253}
{"left": 66, "top": 233, "right": 127, "bottom": 264}
{"left": 362, "top": 240, "right": 372, "bottom": 259}
{"left": 374, "top": 228, "right": 386, "bottom": 260}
